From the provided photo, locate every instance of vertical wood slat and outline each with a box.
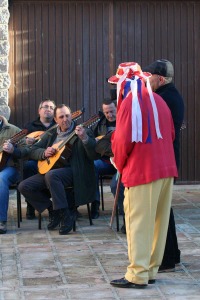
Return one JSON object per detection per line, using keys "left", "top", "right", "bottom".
{"left": 15, "top": 5, "right": 23, "bottom": 124}
{"left": 8, "top": 1, "right": 200, "bottom": 183}
{"left": 62, "top": 3, "right": 70, "bottom": 107}
{"left": 41, "top": 3, "right": 50, "bottom": 99}
{"left": 27, "top": 4, "right": 37, "bottom": 117}
{"left": 194, "top": 3, "right": 200, "bottom": 180}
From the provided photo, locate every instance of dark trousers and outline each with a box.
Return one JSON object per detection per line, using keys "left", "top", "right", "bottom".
{"left": 23, "top": 160, "right": 38, "bottom": 205}
{"left": 18, "top": 167, "right": 74, "bottom": 213}
{"left": 161, "top": 207, "right": 181, "bottom": 267}
{"left": 23, "top": 160, "right": 38, "bottom": 179}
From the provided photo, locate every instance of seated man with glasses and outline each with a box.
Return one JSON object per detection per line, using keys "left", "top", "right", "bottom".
{"left": 23, "top": 98, "right": 56, "bottom": 220}
{"left": 18, "top": 104, "right": 98, "bottom": 235}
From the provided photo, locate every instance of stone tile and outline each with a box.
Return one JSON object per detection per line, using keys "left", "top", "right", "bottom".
{"left": 0, "top": 186, "right": 199, "bottom": 299}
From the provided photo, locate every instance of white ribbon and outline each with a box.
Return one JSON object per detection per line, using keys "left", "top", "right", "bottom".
{"left": 146, "top": 78, "right": 163, "bottom": 139}
{"left": 131, "top": 78, "right": 143, "bottom": 142}
{"left": 115, "top": 64, "right": 162, "bottom": 142}
{"left": 116, "top": 68, "right": 129, "bottom": 106}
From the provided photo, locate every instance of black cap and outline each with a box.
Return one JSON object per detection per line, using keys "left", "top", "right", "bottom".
{"left": 143, "top": 59, "right": 174, "bottom": 77}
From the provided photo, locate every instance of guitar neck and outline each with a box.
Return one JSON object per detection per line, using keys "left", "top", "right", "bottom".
{"left": 57, "top": 131, "right": 76, "bottom": 150}
{"left": 36, "top": 124, "right": 58, "bottom": 140}
{"left": 56, "top": 114, "right": 100, "bottom": 150}
{"left": 0, "top": 129, "right": 28, "bottom": 152}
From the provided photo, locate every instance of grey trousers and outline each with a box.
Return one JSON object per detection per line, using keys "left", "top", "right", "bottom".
{"left": 18, "top": 167, "right": 74, "bottom": 213}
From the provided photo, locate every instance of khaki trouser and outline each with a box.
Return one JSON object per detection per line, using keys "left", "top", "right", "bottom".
{"left": 124, "top": 177, "right": 174, "bottom": 284}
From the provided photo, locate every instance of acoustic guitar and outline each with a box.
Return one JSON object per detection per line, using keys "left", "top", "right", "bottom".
{"left": 26, "top": 108, "right": 85, "bottom": 141}
{"left": 38, "top": 114, "right": 100, "bottom": 174}
{"left": 0, "top": 129, "right": 28, "bottom": 170}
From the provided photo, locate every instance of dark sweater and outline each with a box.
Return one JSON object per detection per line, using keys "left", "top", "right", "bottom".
{"left": 24, "top": 117, "right": 56, "bottom": 133}
{"left": 156, "top": 83, "right": 184, "bottom": 169}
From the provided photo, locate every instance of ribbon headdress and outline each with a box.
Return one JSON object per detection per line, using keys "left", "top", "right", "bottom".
{"left": 108, "top": 62, "right": 162, "bottom": 143}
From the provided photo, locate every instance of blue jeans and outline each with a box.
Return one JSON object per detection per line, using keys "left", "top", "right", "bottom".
{"left": 0, "top": 166, "right": 20, "bottom": 221}
{"left": 94, "top": 159, "right": 116, "bottom": 203}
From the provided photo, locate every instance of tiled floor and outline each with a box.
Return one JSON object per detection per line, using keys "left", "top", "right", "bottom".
{"left": 1, "top": 185, "right": 200, "bottom": 299}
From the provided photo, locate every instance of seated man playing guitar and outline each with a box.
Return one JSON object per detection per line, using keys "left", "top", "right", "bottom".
{"left": 91, "top": 98, "right": 117, "bottom": 219}
{"left": 23, "top": 98, "right": 56, "bottom": 220}
{"left": 18, "top": 104, "right": 99, "bottom": 235}
{"left": 0, "top": 115, "right": 30, "bottom": 234}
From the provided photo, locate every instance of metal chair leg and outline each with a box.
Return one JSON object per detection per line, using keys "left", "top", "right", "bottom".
{"left": 38, "top": 213, "right": 42, "bottom": 230}
{"left": 17, "top": 193, "right": 21, "bottom": 228}
{"left": 73, "top": 219, "right": 76, "bottom": 232}
{"left": 87, "top": 204, "right": 93, "bottom": 225}
{"left": 16, "top": 189, "right": 22, "bottom": 228}
{"left": 100, "top": 175, "right": 105, "bottom": 211}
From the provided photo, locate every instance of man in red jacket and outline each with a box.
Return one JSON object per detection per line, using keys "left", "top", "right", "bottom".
{"left": 109, "top": 62, "right": 177, "bottom": 288}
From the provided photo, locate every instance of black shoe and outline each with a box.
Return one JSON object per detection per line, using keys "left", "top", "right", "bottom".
{"left": 47, "top": 209, "right": 61, "bottom": 230}
{"left": 110, "top": 277, "right": 147, "bottom": 288}
{"left": 26, "top": 202, "right": 36, "bottom": 220}
{"left": 0, "top": 221, "right": 7, "bottom": 234}
{"left": 175, "top": 250, "right": 181, "bottom": 264}
{"left": 158, "top": 265, "right": 175, "bottom": 273}
{"left": 121, "top": 224, "right": 126, "bottom": 234}
{"left": 59, "top": 208, "right": 75, "bottom": 235}
{"left": 91, "top": 201, "right": 100, "bottom": 219}
{"left": 48, "top": 204, "right": 54, "bottom": 223}
{"left": 148, "top": 279, "right": 155, "bottom": 284}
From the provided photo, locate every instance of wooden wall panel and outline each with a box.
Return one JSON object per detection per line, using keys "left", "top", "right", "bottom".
{"left": 9, "top": 1, "right": 111, "bottom": 122}
{"left": 8, "top": 0, "right": 200, "bottom": 183}
{"left": 111, "top": 1, "right": 200, "bottom": 183}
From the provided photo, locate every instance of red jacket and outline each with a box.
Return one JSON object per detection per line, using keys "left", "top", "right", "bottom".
{"left": 111, "top": 91, "right": 178, "bottom": 187}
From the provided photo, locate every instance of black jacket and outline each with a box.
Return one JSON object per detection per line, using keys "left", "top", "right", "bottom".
{"left": 156, "top": 83, "right": 184, "bottom": 169}
{"left": 24, "top": 117, "right": 56, "bottom": 133}
{"left": 93, "top": 113, "right": 116, "bottom": 137}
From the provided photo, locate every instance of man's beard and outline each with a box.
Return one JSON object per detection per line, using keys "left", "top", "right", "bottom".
{"left": 44, "top": 114, "right": 53, "bottom": 121}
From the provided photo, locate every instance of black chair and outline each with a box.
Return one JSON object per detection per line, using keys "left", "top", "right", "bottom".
{"left": 99, "top": 174, "right": 113, "bottom": 211}
{"left": 9, "top": 183, "right": 22, "bottom": 228}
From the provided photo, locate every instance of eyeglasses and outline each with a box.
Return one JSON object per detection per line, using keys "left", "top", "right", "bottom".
{"left": 40, "top": 105, "right": 55, "bottom": 110}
